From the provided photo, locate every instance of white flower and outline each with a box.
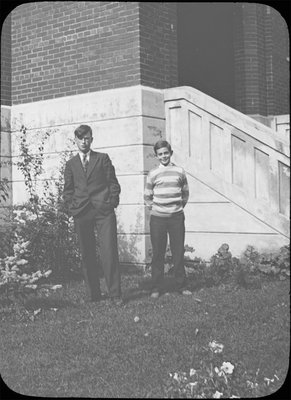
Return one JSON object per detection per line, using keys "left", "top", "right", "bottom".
{"left": 209, "top": 340, "right": 224, "bottom": 353}
{"left": 5, "top": 256, "right": 16, "bottom": 263}
{"left": 43, "top": 270, "right": 52, "bottom": 277}
{"left": 13, "top": 244, "right": 21, "bottom": 252}
{"left": 213, "top": 390, "right": 223, "bottom": 398}
{"left": 25, "top": 284, "right": 37, "bottom": 289}
{"left": 223, "top": 362, "right": 234, "bottom": 375}
{"left": 189, "top": 368, "right": 196, "bottom": 377}
{"left": 134, "top": 316, "right": 140, "bottom": 323}
{"left": 16, "top": 259, "right": 28, "bottom": 266}
{"left": 173, "top": 372, "right": 179, "bottom": 382}
{"left": 221, "top": 362, "right": 234, "bottom": 375}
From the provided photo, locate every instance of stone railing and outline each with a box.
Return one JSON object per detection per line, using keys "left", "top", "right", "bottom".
{"left": 164, "top": 86, "right": 290, "bottom": 239}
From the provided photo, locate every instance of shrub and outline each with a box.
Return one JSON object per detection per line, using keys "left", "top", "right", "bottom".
{"left": 10, "top": 201, "right": 81, "bottom": 281}
{"left": 146, "top": 243, "right": 290, "bottom": 288}
{"left": 0, "top": 232, "right": 52, "bottom": 305}
{"left": 0, "top": 126, "right": 82, "bottom": 285}
{"left": 240, "top": 245, "right": 290, "bottom": 280}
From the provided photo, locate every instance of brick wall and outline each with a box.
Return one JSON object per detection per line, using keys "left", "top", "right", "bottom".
{"left": 233, "top": 4, "right": 245, "bottom": 113}
{"left": 266, "top": 6, "right": 289, "bottom": 115}
{"left": 234, "top": 3, "right": 289, "bottom": 116}
{"left": 139, "top": 2, "right": 178, "bottom": 88}
{"left": 1, "top": 14, "right": 11, "bottom": 106}
{"left": 11, "top": 1, "right": 141, "bottom": 104}
{"left": 234, "top": 3, "right": 267, "bottom": 115}
{"left": 11, "top": 1, "right": 178, "bottom": 105}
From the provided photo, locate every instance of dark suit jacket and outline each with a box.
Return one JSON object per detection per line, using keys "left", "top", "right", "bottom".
{"left": 63, "top": 150, "right": 121, "bottom": 217}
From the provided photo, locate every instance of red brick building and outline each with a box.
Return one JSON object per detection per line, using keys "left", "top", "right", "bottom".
{"left": 1, "top": 2, "right": 289, "bottom": 118}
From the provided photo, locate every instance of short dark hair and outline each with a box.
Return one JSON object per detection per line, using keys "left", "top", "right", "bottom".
{"left": 153, "top": 140, "right": 172, "bottom": 155}
{"left": 74, "top": 125, "right": 92, "bottom": 139}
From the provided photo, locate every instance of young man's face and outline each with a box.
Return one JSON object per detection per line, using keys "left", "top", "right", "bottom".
{"left": 156, "top": 147, "right": 173, "bottom": 166}
{"left": 75, "top": 132, "right": 93, "bottom": 153}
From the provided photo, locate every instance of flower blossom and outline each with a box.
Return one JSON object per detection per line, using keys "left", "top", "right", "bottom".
{"left": 16, "top": 259, "right": 28, "bottom": 266}
{"left": 221, "top": 362, "right": 234, "bottom": 375}
{"left": 25, "top": 284, "right": 37, "bottom": 289}
{"left": 213, "top": 390, "right": 223, "bottom": 398}
{"left": 209, "top": 340, "right": 224, "bottom": 353}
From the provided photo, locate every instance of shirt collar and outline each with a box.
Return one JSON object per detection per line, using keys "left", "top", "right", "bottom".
{"left": 159, "top": 162, "right": 174, "bottom": 168}
{"left": 79, "top": 150, "right": 91, "bottom": 160}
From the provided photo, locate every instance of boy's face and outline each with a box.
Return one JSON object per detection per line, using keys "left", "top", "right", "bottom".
{"left": 156, "top": 147, "right": 173, "bottom": 166}
{"left": 75, "top": 132, "right": 93, "bottom": 153}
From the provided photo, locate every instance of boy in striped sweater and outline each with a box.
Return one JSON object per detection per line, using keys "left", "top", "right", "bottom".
{"left": 144, "top": 140, "right": 189, "bottom": 298}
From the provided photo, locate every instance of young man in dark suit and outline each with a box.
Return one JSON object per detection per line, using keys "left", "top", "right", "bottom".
{"left": 63, "top": 124, "right": 122, "bottom": 304}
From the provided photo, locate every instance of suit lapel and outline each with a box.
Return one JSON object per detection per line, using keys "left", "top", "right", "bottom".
{"left": 86, "top": 151, "right": 98, "bottom": 178}
{"left": 73, "top": 153, "right": 87, "bottom": 176}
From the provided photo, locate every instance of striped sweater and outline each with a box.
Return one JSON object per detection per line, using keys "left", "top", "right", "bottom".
{"left": 144, "top": 163, "right": 189, "bottom": 217}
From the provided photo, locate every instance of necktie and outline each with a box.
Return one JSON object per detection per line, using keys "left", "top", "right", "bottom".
{"left": 82, "top": 153, "right": 89, "bottom": 173}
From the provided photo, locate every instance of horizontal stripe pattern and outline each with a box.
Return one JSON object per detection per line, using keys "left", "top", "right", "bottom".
{"left": 144, "top": 163, "right": 189, "bottom": 217}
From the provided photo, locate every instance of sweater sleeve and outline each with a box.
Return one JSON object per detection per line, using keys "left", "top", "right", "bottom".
{"left": 144, "top": 172, "right": 154, "bottom": 209}
{"left": 181, "top": 171, "right": 189, "bottom": 207}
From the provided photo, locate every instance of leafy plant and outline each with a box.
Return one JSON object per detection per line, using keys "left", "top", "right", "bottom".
{"left": 165, "top": 339, "right": 281, "bottom": 398}
{"left": 240, "top": 245, "right": 290, "bottom": 280}
{"left": 0, "top": 232, "right": 52, "bottom": 305}
{"left": 0, "top": 126, "right": 81, "bottom": 310}
{"left": 0, "top": 177, "right": 9, "bottom": 204}
{"left": 146, "top": 242, "right": 290, "bottom": 290}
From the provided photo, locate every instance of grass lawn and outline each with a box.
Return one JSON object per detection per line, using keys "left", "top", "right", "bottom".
{"left": 0, "top": 268, "right": 289, "bottom": 398}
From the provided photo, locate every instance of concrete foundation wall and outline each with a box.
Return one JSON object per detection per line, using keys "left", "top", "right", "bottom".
{"left": 6, "top": 86, "right": 165, "bottom": 264}
{"left": 0, "top": 106, "right": 12, "bottom": 225}
{"left": 1, "top": 85, "right": 289, "bottom": 263}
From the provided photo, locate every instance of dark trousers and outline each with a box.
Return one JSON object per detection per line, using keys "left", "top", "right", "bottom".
{"left": 150, "top": 212, "right": 186, "bottom": 291}
{"left": 74, "top": 205, "right": 121, "bottom": 299}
